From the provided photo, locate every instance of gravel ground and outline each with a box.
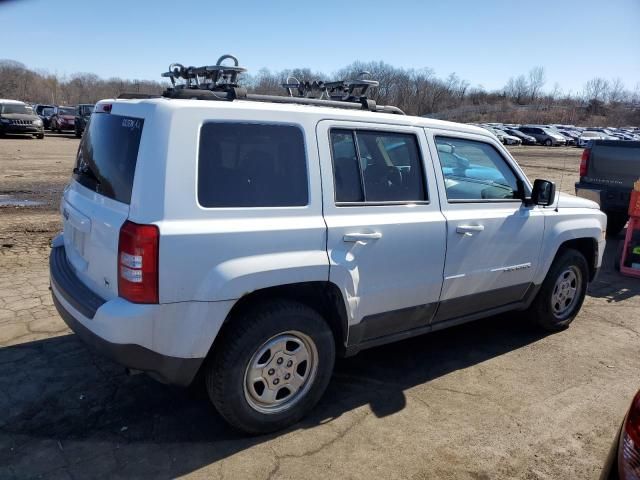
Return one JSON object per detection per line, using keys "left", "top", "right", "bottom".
{"left": 0, "top": 135, "right": 638, "bottom": 479}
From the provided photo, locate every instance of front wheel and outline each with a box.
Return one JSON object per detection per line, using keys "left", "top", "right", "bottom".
{"left": 205, "top": 300, "right": 335, "bottom": 434}
{"left": 545, "top": 139, "right": 552, "bottom": 146}
{"left": 525, "top": 249, "right": 589, "bottom": 331}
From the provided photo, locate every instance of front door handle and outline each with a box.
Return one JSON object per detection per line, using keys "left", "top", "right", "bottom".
{"left": 456, "top": 224, "right": 485, "bottom": 235}
{"left": 343, "top": 232, "right": 383, "bottom": 243}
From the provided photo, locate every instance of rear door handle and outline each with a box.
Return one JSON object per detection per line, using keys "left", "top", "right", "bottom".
{"left": 456, "top": 224, "right": 485, "bottom": 235}
{"left": 343, "top": 232, "right": 383, "bottom": 243}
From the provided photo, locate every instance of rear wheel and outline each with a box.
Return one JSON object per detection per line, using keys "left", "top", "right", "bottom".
{"left": 205, "top": 300, "right": 335, "bottom": 434}
{"left": 526, "top": 249, "right": 589, "bottom": 331}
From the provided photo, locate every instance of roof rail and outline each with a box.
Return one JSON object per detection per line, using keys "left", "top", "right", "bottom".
{"left": 148, "top": 54, "right": 405, "bottom": 115}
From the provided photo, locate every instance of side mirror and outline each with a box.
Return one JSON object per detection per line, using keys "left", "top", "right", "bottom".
{"left": 531, "top": 179, "right": 556, "bottom": 206}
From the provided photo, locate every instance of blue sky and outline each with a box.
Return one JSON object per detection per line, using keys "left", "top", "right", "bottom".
{"left": 2, "top": 0, "right": 639, "bottom": 93}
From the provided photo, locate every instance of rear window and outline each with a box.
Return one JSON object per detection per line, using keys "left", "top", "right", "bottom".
{"left": 74, "top": 113, "right": 144, "bottom": 204}
{"left": 198, "top": 123, "right": 308, "bottom": 208}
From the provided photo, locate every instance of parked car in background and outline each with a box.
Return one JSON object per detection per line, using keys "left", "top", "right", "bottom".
{"left": 504, "top": 128, "right": 537, "bottom": 145}
{"left": 519, "top": 126, "right": 567, "bottom": 146}
{"left": 575, "top": 139, "right": 640, "bottom": 235}
{"left": 577, "top": 131, "right": 606, "bottom": 147}
{"left": 33, "top": 104, "right": 56, "bottom": 129}
{"left": 0, "top": 99, "right": 44, "bottom": 139}
{"left": 480, "top": 125, "right": 506, "bottom": 143}
{"left": 599, "top": 389, "right": 640, "bottom": 479}
{"left": 556, "top": 131, "right": 576, "bottom": 146}
{"left": 50, "top": 106, "right": 77, "bottom": 132}
{"left": 74, "top": 104, "right": 94, "bottom": 137}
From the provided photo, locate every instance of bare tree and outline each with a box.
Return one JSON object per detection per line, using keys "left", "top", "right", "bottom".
{"left": 608, "top": 77, "right": 626, "bottom": 104}
{"left": 528, "top": 66, "right": 546, "bottom": 103}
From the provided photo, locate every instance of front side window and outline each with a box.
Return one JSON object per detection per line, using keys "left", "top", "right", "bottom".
{"left": 330, "top": 129, "right": 426, "bottom": 203}
{"left": 435, "top": 136, "right": 520, "bottom": 201}
{"left": 198, "top": 123, "right": 308, "bottom": 208}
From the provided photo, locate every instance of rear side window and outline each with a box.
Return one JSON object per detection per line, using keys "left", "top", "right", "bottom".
{"left": 74, "top": 113, "right": 144, "bottom": 204}
{"left": 198, "top": 123, "right": 308, "bottom": 208}
{"left": 330, "top": 129, "right": 426, "bottom": 203}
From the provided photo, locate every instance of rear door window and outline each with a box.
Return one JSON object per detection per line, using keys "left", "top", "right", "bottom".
{"left": 330, "top": 129, "right": 427, "bottom": 203}
{"left": 74, "top": 113, "right": 144, "bottom": 204}
{"left": 198, "top": 123, "right": 308, "bottom": 208}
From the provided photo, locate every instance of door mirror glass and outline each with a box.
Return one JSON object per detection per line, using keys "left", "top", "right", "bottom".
{"left": 531, "top": 179, "right": 556, "bottom": 206}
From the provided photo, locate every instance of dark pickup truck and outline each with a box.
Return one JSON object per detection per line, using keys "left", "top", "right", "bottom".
{"left": 576, "top": 140, "right": 640, "bottom": 235}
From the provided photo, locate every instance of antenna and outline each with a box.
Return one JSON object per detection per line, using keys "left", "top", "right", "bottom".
{"left": 556, "top": 149, "right": 566, "bottom": 212}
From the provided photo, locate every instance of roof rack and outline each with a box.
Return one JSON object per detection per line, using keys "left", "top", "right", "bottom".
{"left": 119, "top": 54, "right": 405, "bottom": 115}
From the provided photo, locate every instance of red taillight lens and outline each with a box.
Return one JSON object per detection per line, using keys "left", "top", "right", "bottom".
{"left": 619, "top": 391, "right": 640, "bottom": 480}
{"left": 579, "top": 148, "right": 590, "bottom": 177}
{"left": 118, "top": 221, "right": 159, "bottom": 304}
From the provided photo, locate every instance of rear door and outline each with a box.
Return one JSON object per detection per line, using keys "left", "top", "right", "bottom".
{"left": 317, "top": 120, "right": 446, "bottom": 345}
{"left": 62, "top": 108, "right": 145, "bottom": 300}
{"left": 428, "top": 130, "right": 545, "bottom": 322}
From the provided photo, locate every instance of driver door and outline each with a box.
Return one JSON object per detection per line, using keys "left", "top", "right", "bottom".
{"left": 427, "top": 129, "right": 545, "bottom": 323}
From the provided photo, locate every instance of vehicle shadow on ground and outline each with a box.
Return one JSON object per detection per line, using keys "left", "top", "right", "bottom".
{"left": 588, "top": 232, "right": 640, "bottom": 303}
{"left": 0, "top": 311, "right": 549, "bottom": 479}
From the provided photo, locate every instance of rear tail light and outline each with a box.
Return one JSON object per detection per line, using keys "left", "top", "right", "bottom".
{"left": 579, "top": 148, "right": 590, "bottom": 177}
{"left": 619, "top": 390, "right": 640, "bottom": 480}
{"left": 95, "top": 103, "right": 112, "bottom": 113}
{"left": 118, "top": 221, "right": 159, "bottom": 303}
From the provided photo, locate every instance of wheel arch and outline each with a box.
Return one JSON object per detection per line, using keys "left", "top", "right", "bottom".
{"left": 552, "top": 237, "right": 599, "bottom": 281}
{"left": 210, "top": 281, "right": 349, "bottom": 358}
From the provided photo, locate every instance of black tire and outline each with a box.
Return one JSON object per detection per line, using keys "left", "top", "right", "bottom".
{"left": 205, "top": 300, "right": 335, "bottom": 434}
{"left": 525, "top": 249, "right": 589, "bottom": 331}
{"left": 545, "top": 139, "right": 552, "bottom": 146}
{"left": 75, "top": 129, "right": 82, "bottom": 138}
{"left": 605, "top": 211, "right": 628, "bottom": 237}
{"left": 37, "top": 133, "right": 44, "bottom": 139}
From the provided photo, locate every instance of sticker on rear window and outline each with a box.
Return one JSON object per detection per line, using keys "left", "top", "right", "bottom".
{"left": 121, "top": 118, "right": 141, "bottom": 130}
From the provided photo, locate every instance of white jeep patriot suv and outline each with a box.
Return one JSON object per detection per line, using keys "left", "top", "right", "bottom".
{"left": 50, "top": 57, "right": 606, "bottom": 433}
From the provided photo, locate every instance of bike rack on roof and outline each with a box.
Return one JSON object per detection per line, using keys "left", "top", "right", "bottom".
{"left": 119, "top": 54, "right": 405, "bottom": 115}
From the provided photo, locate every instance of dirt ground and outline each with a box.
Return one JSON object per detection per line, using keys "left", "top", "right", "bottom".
{"left": 1, "top": 135, "right": 639, "bottom": 479}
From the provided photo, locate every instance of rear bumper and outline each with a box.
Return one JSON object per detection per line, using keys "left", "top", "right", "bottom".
{"left": 575, "top": 182, "right": 631, "bottom": 213}
{"left": 49, "top": 244, "right": 204, "bottom": 386}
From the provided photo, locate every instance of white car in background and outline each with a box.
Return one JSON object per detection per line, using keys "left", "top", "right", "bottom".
{"left": 577, "top": 131, "right": 616, "bottom": 147}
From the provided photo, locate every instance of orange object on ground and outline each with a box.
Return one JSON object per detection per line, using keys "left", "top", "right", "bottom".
{"left": 629, "top": 190, "right": 640, "bottom": 218}
{"left": 620, "top": 180, "right": 640, "bottom": 279}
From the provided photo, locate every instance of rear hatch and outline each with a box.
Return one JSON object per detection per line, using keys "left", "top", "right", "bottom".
{"left": 62, "top": 108, "right": 145, "bottom": 300}
{"left": 586, "top": 140, "right": 640, "bottom": 189}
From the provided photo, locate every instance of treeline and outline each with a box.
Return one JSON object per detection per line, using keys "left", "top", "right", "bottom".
{"left": 1, "top": 59, "right": 638, "bottom": 126}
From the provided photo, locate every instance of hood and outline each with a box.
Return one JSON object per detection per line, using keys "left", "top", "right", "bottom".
{"left": 60, "top": 115, "right": 75, "bottom": 120}
{"left": 1, "top": 113, "right": 39, "bottom": 121}
{"left": 556, "top": 192, "right": 599, "bottom": 209}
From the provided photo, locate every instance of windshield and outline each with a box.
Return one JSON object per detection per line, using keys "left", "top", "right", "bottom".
{"left": 582, "top": 132, "right": 599, "bottom": 137}
{"left": 80, "top": 105, "right": 94, "bottom": 115}
{"left": 42, "top": 107, "right": 54, "bottom": 116}
{"left": 1, "top": 104, "right": 33, "bottom": 115}
{"left": 59, "top": 107, "right": 75, "bottom": 116}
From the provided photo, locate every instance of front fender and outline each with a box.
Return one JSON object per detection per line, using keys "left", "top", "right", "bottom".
{"left": 534, "top": 209, "right": 606, "bottom": 285}
{"left": 195, "top": 250, "right": 330, "bottom": 301}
